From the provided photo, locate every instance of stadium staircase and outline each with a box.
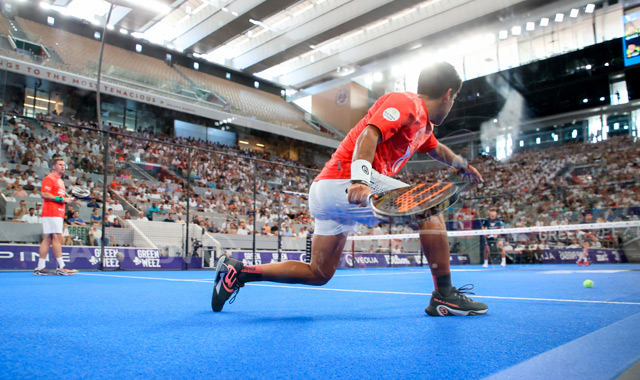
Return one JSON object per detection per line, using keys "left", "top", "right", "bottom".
{"left": 170, "top": 65, "right": 225, "bottom": 105}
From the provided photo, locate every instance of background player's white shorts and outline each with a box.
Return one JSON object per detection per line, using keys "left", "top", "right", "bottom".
{"left": 309, "top": 170, "right": 407, "bottom": 235}
{"left": 42, "top": 217, "right": 63, "bottom": 235}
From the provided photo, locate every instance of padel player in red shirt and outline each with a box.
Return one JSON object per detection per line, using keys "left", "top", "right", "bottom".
{"left": 34, "top": 157, "right": 78, "bottom": 275}
{"left": 212, "top": 62, "right": 487, "bottom": 316}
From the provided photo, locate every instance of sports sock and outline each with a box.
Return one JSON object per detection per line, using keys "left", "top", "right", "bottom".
{"left": 433, "top": 274, "right": 452, "bottom": 296}
{"left": 483, "top": 260, "right": 488, "bottom": 265}
{"left": 37, "top": 259, "right": 46, "bottom": 270}
{"left": 56, "top": 257, "right": 65, "bottom": 268}
{"left": 238, "top": 265, "right": 262, "bottom": 283}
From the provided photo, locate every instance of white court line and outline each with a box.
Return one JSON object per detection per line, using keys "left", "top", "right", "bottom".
{"left": 78, "top": 272, "right": 215, "bottom": 284}
{"left": 333, "top": 269, "right": 488, "bottom": 276}
{"left": 78, "top": 272, "right": 640, "bottom": 306}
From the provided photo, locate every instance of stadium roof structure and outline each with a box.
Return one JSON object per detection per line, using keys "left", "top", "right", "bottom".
{"left": 31, "top": 0, "right": 600, "bottom": 94}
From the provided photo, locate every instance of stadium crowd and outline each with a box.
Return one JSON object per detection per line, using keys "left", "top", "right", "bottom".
{"left": 1, "top": 112, "right": 639, "bottom": 250}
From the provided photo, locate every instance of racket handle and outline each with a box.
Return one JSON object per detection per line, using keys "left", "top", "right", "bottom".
{"left": 345, "top": 188, "right": 376, "bottom": 206}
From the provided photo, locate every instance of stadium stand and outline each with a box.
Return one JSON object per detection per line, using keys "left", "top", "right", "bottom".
{"left": 11, "top": 17, "right": 333, "bottom": 139}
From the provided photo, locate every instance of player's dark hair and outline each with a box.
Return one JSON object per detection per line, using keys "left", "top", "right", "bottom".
{"left": 417, "top": 62, "right": 462, "bottom": 98}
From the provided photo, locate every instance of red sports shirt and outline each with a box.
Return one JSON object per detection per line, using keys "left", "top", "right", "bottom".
{"left": 41, "top": 173, "right": 66, "bottom": 218}
{"left": 315, "top": 92, "right": 438, "bottom": 181}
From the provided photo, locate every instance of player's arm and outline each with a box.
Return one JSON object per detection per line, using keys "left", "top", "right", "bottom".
{"left": 427, "top": 142, "right": 482, "bottom": 182}
{"left": 41, "top": 190, "right": 74, "bottom": 204}
{"left": 347, "top": 125, "right": 381, "bottom": 206}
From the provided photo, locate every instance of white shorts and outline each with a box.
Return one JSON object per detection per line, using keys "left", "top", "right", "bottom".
{"left": 309, "top": 170, "right": 407, "bottom": 235}
{"left": 42, "top": 217, "right": 64, "bottom": 235}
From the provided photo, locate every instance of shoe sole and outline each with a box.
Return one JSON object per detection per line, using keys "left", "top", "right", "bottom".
{"left": 425, "top": 305, "right": 488, "bottom": 317}
{"left": 56, "top": 271, "right": 77, "bottom": 276}
{"left": 211, "top": 257, "right": 228, "bottom": 312}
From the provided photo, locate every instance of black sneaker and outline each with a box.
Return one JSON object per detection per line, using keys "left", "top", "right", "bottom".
{"left": 56, "top": 266, "right": 78, "bottom": 276}
{"left": 211, "top": 256, "right": 244, "bottom": 312}
{"left": 425, "top": 284, "right": 488, "bottom": 316}
{"left": 33, "top": 268, "right": 50, "bottom": 276}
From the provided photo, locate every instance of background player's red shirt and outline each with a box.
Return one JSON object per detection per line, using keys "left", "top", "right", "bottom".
{"left": 315, "top": 92, "right": 438, "bottom": 181}
{"left": 41, "top": 173, "right": 66, "bottom": 218}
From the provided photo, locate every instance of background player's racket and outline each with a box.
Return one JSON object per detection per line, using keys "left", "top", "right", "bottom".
{"left": 369, "top": 182, "right": 462, "bottom": 225}
{"left": 69, "top": 186, "right": 92, "bottom": 201}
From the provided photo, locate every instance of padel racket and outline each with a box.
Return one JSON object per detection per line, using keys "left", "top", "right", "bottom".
{"left": 370, "top": 182, "right": 462, "bottom": 225}
{"left": 69, "top": 186, "right": 92, "bottom": 201}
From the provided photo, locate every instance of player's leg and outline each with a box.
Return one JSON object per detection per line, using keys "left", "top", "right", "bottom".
{"left": 419, "top": 214, "right": 451, "bottom": 286}
{"left": 481, "top": 236, "right": 489, "bottom": 267}
{"left": 497, "top": 240, "right": 506, "bottom": 266}
{"left": 578, "top": 240, "right": 591, "bottom": 265}
{"left": 51, "top": 233, "right": 76, "bottom": 274}
{"left": 211, "top": 232, "right": 349, "bottom": 312}
{"left": 257, "top": 233, "right": 348, "bottom": 285}
{"left": 211, "top": 179, "right": 357, "bottom": 311}
{"left": 34, "top": 233, "right": 52, "bottom": 275}
{"left": 420, "top": 214, "right": 488, "bottom": 316}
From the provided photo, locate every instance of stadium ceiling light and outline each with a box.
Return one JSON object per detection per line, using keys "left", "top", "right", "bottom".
{"left": 120, "top": 0, "right": 171, "bottom": 14}
{"left": 39, "top": 2, "right": 50, "bottom": 10}
{"left": 585, "top": 4, "right": 595, "bottom": 13}
{"left": 540, "top": 17, "right": 549, "bottom": 26}
{"left": 526, "top": 22, "right": 535, "bottom": 31}
{"left": 366, "top": 19, "right": 389, "bottom": 31}
{"left": 106, "top": 24, "right": 115, "bottom": 30}
{"left": 570, "top": 9, "right": 579, "bottom": 18}
{"left": 511, "top": 26, "right": 521, "bottom": 36}
{"left": 498, "top": 30, "right": 508, "bottom": 40}
{"left": 391, "top": 8, "right": 414, "bottom": 21}
{"left": 119, "top": 28, "right": 128, "bottom": 35}
{"left": 292, "top": 3, "right": 314, "bottom": 17}
{"left": 26, "top": 95, "right": 56, "bottom": 104}
{"left": 555, "top": 13, "right": 564, "bottom": 22}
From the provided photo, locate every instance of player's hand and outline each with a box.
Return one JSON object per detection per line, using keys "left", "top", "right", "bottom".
{"left": 347, "top": 183, "right": 371, "bottom": 207}
{"left": 64, "top": 197, "right": 76, "bottom": 204}
{"left": 459, "top": 164, "right": 483, "bottom": 183}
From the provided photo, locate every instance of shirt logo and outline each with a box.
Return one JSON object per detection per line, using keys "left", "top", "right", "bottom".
{"left": 382, "top": 108, "right": 400, "bottom": 121}
{"left": 391, "top": 146, "right": 412, "bottom": 173}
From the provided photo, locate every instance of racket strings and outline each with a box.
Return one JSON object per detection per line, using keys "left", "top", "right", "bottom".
{"left": 393, "top": 183, "right": 453, "bottom": 213}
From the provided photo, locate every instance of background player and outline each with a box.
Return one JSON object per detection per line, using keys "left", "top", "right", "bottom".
{"left": 33, "top": 157, "right": 78, "bottom": 275}
{"left": 482, "top": 209, "right": 507, "bottom": 267}
{"left": 212, "top": 62, "right": 488, "bottom": 316}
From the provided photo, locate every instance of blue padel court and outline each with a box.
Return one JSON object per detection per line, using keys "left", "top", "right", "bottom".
{"left": 2, "top": 264, "right": 640, "bottom": 379}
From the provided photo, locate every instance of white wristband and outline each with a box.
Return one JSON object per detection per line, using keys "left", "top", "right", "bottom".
{"left": 452, "top": 155, "right": 468, "bottom": 170}
{"left": 351, "top": 159, "right": 372, "bottom": 185}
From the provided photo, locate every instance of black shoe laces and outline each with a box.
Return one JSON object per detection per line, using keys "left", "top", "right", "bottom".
{"left": 454, "top": 284, "right": 476, "bottom": 300}
{"left": 228, "top": 287, "right": 240, "bottom": 304}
